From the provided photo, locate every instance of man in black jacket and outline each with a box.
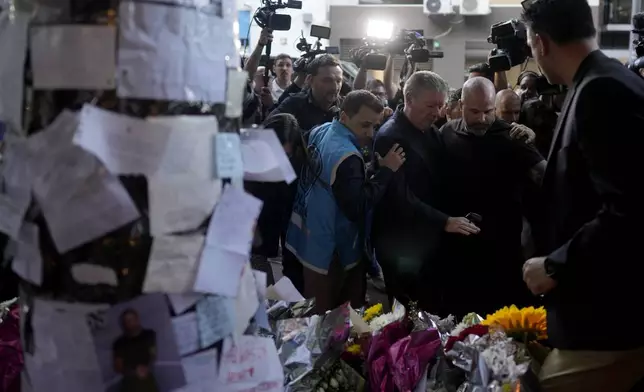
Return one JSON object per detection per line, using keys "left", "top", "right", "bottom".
{"left": 520, "top": 0, "right": 644, "bottom": 389}
{"left": 371, "top": 71, "right": 480, "bottom": 307}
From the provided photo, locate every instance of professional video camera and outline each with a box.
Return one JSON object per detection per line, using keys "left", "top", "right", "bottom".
{"left": 293, "top": 25, "right": 340, "bottom": 73}
{"left": 628, "top": 12, "right": 644, "bottom": 77}
{"left": 350, "top": 29, "right": 444, "bottom": 71}
{"left": 254, "top": 0, "right": 302, "bottom": 31}
{"left": 488, "top": 19, "right": 565, "bottom": 95}
{"left": 487, "top": 19, "right": 530, "bottom": 72}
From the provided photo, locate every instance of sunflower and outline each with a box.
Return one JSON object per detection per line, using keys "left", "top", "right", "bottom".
{"left": 482, "top": 305, "right": 547, "bottom": 342}
{"left": 363, "top": 303, "right": 383, "bottom": 323}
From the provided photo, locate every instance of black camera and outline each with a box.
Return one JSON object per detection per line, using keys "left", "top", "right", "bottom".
{"left": 487, "top": 19, "right": 531, "bottom": 72}
{"left": 254, "top": 0, "right": 302, "bottom": 31}
{"left": 293, "top": 25, "right": 336, "bottom": 73}
{"left": 351, "top": 29, "right": 444, "bottom": 71}
{"left": 628, "top": 13, "right": 644, "bottom": 77}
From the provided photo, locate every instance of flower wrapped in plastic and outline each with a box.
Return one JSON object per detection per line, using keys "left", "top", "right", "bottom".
{"left": 277, "top": 303, "right": 352, "bottom": 389}
{"left": 0, "top": 299, "right": 21, "bottom": 392}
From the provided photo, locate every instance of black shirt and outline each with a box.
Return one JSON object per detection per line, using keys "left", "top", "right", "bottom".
{"left": 269, "top": 89, "right": 340, "bottom": 132}
{"left": 438, "top": 119, "right": 543, "bottom": 260}
{"left": 113, "top": 329, "right": 156, "bottom": 372}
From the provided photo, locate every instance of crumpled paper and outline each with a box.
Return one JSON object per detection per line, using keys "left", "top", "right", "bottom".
{"left": 275, "top": 302, "right": 351, "bottom": 389}
{"left": 0, "top": 299, "right": 22, "bottom": 392}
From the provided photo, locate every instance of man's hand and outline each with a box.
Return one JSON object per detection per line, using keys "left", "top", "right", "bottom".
{"left": 445, "top": 217, "right": 480, "bottom": 235}
{"left": 258, "top": 28, "right": 273, "bottom": 47}
{"left": 381, "top": 107, "right": 394, "bottom": 121}
{"left": 260, "top": 87, "right": 274, "bottom": 108}
{"left": 509, "top": 123, "right": 536, "bottom": 144}
{"left": 523, "top": 257, "right": 557, "bottom": 295}
{"left": 376, "top": 143, "right": 406, "bottom": 172}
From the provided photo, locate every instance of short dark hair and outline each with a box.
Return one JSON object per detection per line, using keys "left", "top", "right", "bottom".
{"left": 521, "top": 0, "right": 596, "bottom": 45}
{"left": 517, "top": 70, "right": 539, "bottom": 85}
{"left": 119, "top": 308, "right": 138, "bottom": 328}
{"left": 341, "top": 90, "right": 384, "bottom": 117}
{"left": 263, "top": 113, "right": 300, "bottom": 146}
{"left": 448, "top": 88, "right": 462, "bottom": 105}
{"left": 275, "top": 53, "right": 292, "bottom": 63}
{"left": 307, "top": 54, "right": 341, "bottom": 76}
{"left": 366, "top": 79, "right": 386, "bottom": 91}
{"left": 468, "top": 63, "right": 494, "bottom": 82}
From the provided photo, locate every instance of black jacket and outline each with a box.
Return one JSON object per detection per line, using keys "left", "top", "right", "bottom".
{"left": 538, "top": 50, "right": 644, "bottom": 350}
{"left": 269, "top": 89, "right": 340, "bottom": 132}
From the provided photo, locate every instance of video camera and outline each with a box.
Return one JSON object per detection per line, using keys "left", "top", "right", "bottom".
{"left": 628, "top": 12, "right": 644, "bottom": 77}
{"left": 293, "top": 25, "right": 340, "bottom": 73}
{"left": 350, "top": 29, "right": 444, "bottom": 71}
{"left": 254, "top": 0, "right": 302, "bottom": 31}
{"left": 488, "top": 19, "right": 565, "bottom": 95}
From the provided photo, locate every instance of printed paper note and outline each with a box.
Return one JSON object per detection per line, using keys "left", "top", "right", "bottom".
{"left": 143, "top": 235, "right": 205, "bottom": 293}
{"left": 193, "top": 245, "right": 246, "bottom": 296}
{"left": 24, "top": 299, "right": 107, "bottom": 392}
{"left": 32, "top": 145, "right": 140, "bottom": 253}
{"left": 172, "top": 312, "right": 200, "bottom": 356}
{"left": 196, "top": 295, "right": 235, "bottom": 347}
{"left": 218, "top": 336, "right": 284, "bottom": 389}
{"left": 11, "top": 223, "right": 43, "bottom": 285}
{"left": 30, "top": 25, "right": 116, "bottom": 89}
{"left": 241, "top": 128, "right": 297, "bottom": 184}
{"left": 117, "top": 1, "right": 235, "bottom": 102}
{"left": 205, "top": 184, "right": 262, "bottom": 256}
{"left": 148, "top": 176, "right": 221, "bottom": 236}
{"left": 212, "top": 133, "right": 244, "bottom": 179}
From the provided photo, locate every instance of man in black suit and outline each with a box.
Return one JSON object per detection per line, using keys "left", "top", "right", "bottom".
{"left": 371, "top": 71, "right": 480, "bottom": 307}
{"left": 520, "top": 0, "right": 644, "bottom": 390}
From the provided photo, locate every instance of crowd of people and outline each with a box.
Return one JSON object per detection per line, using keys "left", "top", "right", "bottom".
{"left": 242, "top": 0, "right": 644, "bottom": 390}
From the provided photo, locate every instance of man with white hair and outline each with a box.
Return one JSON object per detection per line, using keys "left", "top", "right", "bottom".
{"left": 371, "top": 71, "right": 479, "bottom": 307}
{"left": 436, "top": 76, "right": 546, "bottom": 317}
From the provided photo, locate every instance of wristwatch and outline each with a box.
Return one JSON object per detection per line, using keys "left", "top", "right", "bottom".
{"left": 544, "top": 258, "right": 559, "bottom": 280}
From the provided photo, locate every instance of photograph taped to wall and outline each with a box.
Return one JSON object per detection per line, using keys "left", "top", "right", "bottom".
{"left": 88, "top": 293, "right": 186, "bottom": 392}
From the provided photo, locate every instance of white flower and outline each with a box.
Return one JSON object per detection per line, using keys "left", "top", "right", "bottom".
{"left": 369, "top": 312, "right": 399, "bottom": 331}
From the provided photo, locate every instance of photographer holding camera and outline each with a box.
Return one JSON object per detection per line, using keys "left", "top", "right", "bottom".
{"left": 518, "top": 0, "right": 644, "bottom": 389}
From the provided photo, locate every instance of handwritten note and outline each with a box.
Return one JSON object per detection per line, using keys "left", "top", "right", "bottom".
{"left": 143, "top": 235, "right": 205, "bottom": 293}
{"left": 25, "top": 299, "right": 107, "bottom": 392}
{"left": 218, "top": 336, "right": 284, "bottom": 389}
{"left": 205, "top": 185, "right": 262, "bottom": 256}
{"left": 212, "top": 133, "right": 244, "bottom": 179}
{"left": 11, "top": 222, "right": 43, "bottom": 285}
{"left": 167, "top": 293, "right": 203, "bottom": 315}
{"left": 241, "top": 128, "right": 297, "bottom": 184}
{"left": 193, "top": 245, "right": 246, "bottom": 296}
{"left": 172, "top": 312, "right": 200, "bottom": 356}
{"left": 196, "top": 295, "right": 235, "bottom": 347}
{"left": 75, "top": 104, "right": 176, "bottom": 176}
{"left": 30, "top": 25, "right": 116, "bottom": 89}
{"left": 32, "top": 146, "right": 140, "bottom": 253}
{"left": 148, "top": 176, "right": 221, "bottom": 236}
{"left": 117, "top": 1, "right": 235, "bottom": 102}
{"left": 233, "top": 264, "right": 260, "bottom": 339}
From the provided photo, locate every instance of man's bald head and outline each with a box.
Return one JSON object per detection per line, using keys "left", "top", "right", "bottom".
{"left": 495, "top": 89, "right": 521, "bottom": 123}
{"left": 460, "top": 77, "right": 497, "bottom": 135}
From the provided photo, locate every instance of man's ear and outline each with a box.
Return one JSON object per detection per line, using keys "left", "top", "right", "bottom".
{"left": 339, "top": 111, "right": 349, "bottom": 123}
{"left": 305, "top": 74, "right": 312, "bottom": 85}
{"left": 535, "top": 33, "right": 549, "bottom": 57}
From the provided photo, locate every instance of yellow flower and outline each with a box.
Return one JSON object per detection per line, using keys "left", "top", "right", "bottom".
{"left": 346, "top": 344, "right": 362, "bottom": 355}
{"left": 363, "top": 303, "right": 383, "bottom": 323}
{"left": 482, "top": 305, "right": 547, "bottom": 342}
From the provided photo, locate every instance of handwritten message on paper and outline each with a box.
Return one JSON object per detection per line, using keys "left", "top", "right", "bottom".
{"left": 172, "top": 312, "right": 200, "bottom": 356}
{"left": 218, "top": 336, "right": 284, "bottom": 388}
{"left": 196, "top": 295, "right": 235, "bottom": 348}
{"left": 206, "top": 185, "right": 262, "bottom": 256}
{"left": 143, "top": 235, "right": 205, "bottom": 293}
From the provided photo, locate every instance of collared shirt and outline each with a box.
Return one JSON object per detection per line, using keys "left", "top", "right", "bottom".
{"left": 270, "top": 78, "right": 288, "bottom": 103}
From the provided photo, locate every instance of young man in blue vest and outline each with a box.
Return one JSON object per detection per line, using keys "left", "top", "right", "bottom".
{"left": 286, "top": 90, "right": 406, "bottom": 313}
